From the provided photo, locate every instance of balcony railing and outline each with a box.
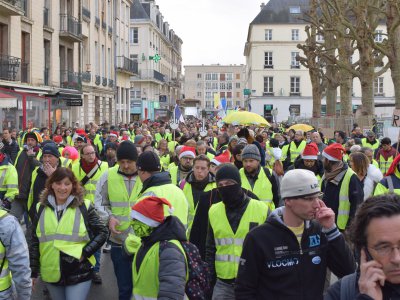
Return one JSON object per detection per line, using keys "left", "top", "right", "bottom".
{"left": 0, "top": 0, "right": 24, "bottom": 15}
{"left": 102, "top": 21, "right": 107, "bottom": 30}
{"left": 116, "top": 56, "right": 138, "bottom": 75}
{"left": 102, "top": 77, "right": 107, "bottom": 86}
{"left": 95, "top": 75, "right": 100, "bottom": 85}
{"left": 43, "top": 7, "right": 50, "bottom": 27}
{"left": 59, "top": 14, "right": 82, "bottom": 42}
{"left": 44, "top": 67, "right": 49, "bottom": 85}
{"left": 95, "top": 17, "right": 100, "bottom": 28}
{"left": 0, "top": 54, "right": 20, "bottom": 81}
{"left": 60, "top": 70, "right": 82, "bottom": 90}
{"left": 108, "top": 79, "right": 114, "bottom": 87}
{"left": 108, "top": 26, "right": 112, "bottom": 35}
{"left": 154, "top": 70, "right": 165, "bottom": 82}
{"left": 82, "top": 6, "right": 90, "bottom": 20}
{"left": 82, "top": 71, "right": 91, "bottom": 83}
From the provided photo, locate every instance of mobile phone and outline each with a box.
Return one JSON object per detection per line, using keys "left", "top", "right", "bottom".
{"left": 364, "top": 247, "right": 374, "bottom": 262}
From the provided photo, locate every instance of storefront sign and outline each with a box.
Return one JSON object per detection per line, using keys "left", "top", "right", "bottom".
{"left": 66, "top": 98, "right": 83, "bottom": 106}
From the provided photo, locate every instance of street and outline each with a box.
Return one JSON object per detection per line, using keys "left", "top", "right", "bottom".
{"left": 32, "top": 250, "right": 118, "bottom": 300}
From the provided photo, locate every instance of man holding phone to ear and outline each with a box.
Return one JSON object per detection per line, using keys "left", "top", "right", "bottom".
{"left": 325, "top": 193, "right": 400, "bottom": 300}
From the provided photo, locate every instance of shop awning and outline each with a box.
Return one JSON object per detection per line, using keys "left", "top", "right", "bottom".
{"left": 0, "top": 92, "right": 17, "bottom": 108}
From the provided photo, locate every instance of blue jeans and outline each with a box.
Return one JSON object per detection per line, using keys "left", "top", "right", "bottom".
{"left": 94, "top": 249, "right": 101, "bottom": 272}
{"left": 46, "top": 280, "right": 91, "bottom": 300}
{"left": 110, "top": 241, "right": 133, "bottom": 300}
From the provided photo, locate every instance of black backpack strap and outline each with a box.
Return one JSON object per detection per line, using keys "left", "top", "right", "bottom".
{"left": 32, "top": 205, "right": 45, "bottom": 232}
{"left": 263, "top": 167, "right": 272, "bottom": 181}
{"left": 340, "top": 272, "right": 357, "bottom": 300}
{"left": 79, "top": 203, "right": 90, "bottom": 232}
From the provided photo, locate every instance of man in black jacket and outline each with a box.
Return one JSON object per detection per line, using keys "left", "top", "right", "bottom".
{"left": 2, "top": 128, "right": 19, "bottom": 163}
{"left": 235, "top": 169, "right": 355, "bottom": 300}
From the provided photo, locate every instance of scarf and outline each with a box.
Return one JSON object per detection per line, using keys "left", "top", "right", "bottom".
{"left": 0, "top": 153, "right": 4, "bottom": 163}
{"left": 81, "top": 157, "right": 99, "bottom": 174}
{"left": 385, "top": 154, "right": 400, "bottom": 176}
{"left": 324, "top": 161, "right": 345, "bottom": 182}
{"left": 377, "top": 147, "right": 397, "bottom": 161}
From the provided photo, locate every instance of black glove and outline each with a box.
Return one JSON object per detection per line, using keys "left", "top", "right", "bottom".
{"left": 1, "top": 199, "right": 11, "bottom": 211}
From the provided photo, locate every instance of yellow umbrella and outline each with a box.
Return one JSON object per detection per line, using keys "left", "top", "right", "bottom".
{"left": 223, "top": 111, "right": 270, "bottom": 126}
{"left": 287, "top": 124, "right": 314, "bottom": 132}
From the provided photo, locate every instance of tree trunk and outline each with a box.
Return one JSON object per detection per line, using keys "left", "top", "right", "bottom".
{"left": 312, "top": 83, "right": 322, "bottom": 118}
{"left": 326, "top": 88, "right": 337, "bottom": 116}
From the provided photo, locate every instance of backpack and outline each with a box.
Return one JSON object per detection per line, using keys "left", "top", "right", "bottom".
{"left": 161, "top": 240, "right": 212, "bottom": 299}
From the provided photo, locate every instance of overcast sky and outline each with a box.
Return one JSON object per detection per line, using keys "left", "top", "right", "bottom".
{"left": 155, "top": 0, "right": 264, "bottom": 68}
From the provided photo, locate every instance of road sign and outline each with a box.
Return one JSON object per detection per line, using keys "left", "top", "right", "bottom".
{"left": 243, "top": 89, "right": 251, "bottom": 95}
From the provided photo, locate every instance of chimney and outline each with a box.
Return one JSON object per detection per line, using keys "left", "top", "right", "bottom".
{"left": 260, "top": 2, "right": 265, "bottom": 10}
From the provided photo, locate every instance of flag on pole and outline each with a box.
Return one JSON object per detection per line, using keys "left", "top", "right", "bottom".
{"left": 214, "top": 93, "right": 220, "bottom": 109}
{"left": 174, "top": 104, "right": 184, "bottom": 123}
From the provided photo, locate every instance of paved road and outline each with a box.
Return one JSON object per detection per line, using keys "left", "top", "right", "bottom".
{"left": 32, "top": 250, "right": 119, "bottom": 300}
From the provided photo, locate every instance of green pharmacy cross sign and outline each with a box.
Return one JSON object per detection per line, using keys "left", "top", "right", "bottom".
{"left": 149, "top": 54, "right": 161, "bottom": 63}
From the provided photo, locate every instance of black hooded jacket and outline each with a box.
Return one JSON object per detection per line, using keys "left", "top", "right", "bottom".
{"left": 287, "top": 156, "right": 324, "bottom": 178}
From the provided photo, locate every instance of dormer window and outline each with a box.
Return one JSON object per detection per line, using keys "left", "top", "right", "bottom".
{"left": 290, "top": 6, "right": 301, "bottom": 14}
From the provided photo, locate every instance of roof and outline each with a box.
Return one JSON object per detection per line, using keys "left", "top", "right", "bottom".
{"left": 130, "top": 0, "right": 150, "bottom": 20}
{"left": 251, "top": 0, "right": 310, "bottom": 25}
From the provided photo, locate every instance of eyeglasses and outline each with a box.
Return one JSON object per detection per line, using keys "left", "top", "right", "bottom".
{"left": 369, "top": 244, "right": 400, "bottom": 257}
{"left": 83, "top": 152, "right": 96, "bottom": 156}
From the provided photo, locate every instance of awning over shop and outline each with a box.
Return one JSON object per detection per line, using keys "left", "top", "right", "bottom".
{"left": 51, "top": 89, "right": 83, "bottom": 106}
{"left": 0, "top": 92, "right": 17, "bottom": 108}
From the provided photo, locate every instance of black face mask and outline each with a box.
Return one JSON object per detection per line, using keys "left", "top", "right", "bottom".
{"left": 218, "top": 184, "right": 243, "bottom": 209}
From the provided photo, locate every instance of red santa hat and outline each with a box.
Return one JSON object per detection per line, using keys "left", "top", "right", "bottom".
{"left": 75, "top": 128, "right": 86, "bottom": 135}
{"left": 53, "top": 135, "right": 63, "bottom": 144}
{"left": 109, "top": 130, "right": 119, "bottom": 138}
{"left": 130, "top": 196, "right": 174, "bottom": 227}
{"left": 301, "top": 143, "right": 319, "bottom": 160}
{"left": 211, "top": 150, "right": 231, "bottom": 166}
{"left": 322, "top": 143, "right": 345, "bottom": 162}
{"left": 179, "top": 146, "right": 196, "bottom": 160}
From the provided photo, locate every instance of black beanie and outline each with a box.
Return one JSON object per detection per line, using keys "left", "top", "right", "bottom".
{"left": 215, "top": 164, "right": 241, "bottom": 185}
{"left": 136, "top": 151, "right": 161, "bottom": 172}
{"left": 117, "top": 141, "right": 138, "bottom": 161}
{"left": 42, "top": 143, "right": 60, "bottom": 158}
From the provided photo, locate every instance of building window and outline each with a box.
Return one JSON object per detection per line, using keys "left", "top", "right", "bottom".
{"left": 292, "top": 29, "right": 299, "bottom": 41}
{"left": 265, "top": 29, "right": 272, "bottom": 41}
{"left": 226, "top": 73, "right": 233, "bottom": 81}
{"left": 227, "top": 92, "right": 232, "bottom": 98}
{"left": 236, "top": 100, "right": 241, "bottom": 107}
{"left": 227, "top": 101, "right": 233, "bottom": 108}
{"left": 205, "top": 73, "right": 212, "bottom": 80}
{"left": 290, "top": 6, "right": 301, "bottom": 14}
{"left": 220, "top": 82, "right": 226, "bottom": 90}
{"left": 374, "top": 77, "right": 384, "bottom": 96}
{"left": 220, "top": 73, "right": 226, "bottom": 81}
{"left": 197, "top": 73, "right": 202, "bottom": 79}
{"left": 130, "top": 28, "right": 138, "bottom": 44}
{"left": 290, "top": 77, "right": 301, "bottom": 95}
{"left": 236, "top": 92, "right": 241, "bottom": 98}
{"left": 197, "top": 92, "right": 202, "bottom": 97}
{"left": 206, "top": 92, "right": 212, "bottom": 99}
{"left": 291, "top": 52, "right": 300, "bottom": 68}
{"left": 264, "top": 77, "right": 273, "bottom": 95}
{"left": 264, "top": 52, "right": 273, "bottom": 68}
{"left": 220, "top": 92, "right": 225, "bottom": 98}
{"left": 212, "top": 82, "right": 218, "bottom": 89}
{"left": 205, "top": 82, "right": 211, "bottom": 90}
{"left": 236, "top": 82, "right": 240, "bottom": 88}
{"left": 226, "top": 82, "right": 232, "bottom": 90}
{"left": 212, "top": 73, "right": 218, "bottom": 80}
{"left": 375, "top": 30, "right": 384, "bottom": 43}
{"left": 206, "top": 101, "right": 213, "bottom": 108}
{"left": 236, "top": 73, "right": 240, "bottom": 80}
{"left": 197, "top": 82, "right": 202, "bottom": 89}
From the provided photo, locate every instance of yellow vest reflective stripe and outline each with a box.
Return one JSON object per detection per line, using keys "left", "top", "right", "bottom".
{"left": 280, "top": 144, "right": 290, "bottom": 161}
{"left": 361, "top": 138, "right": 379, "bottom": 150}
{"left": 209, "top": 199, "right": 268, "bottom": 279}
{"left": 378, "top": 155, "right": 393, "bottom": 175}
{"left": 182, "top": 181, "right": 216, "bottom": 234}
{"left": 0, "top": 164, "right": 18, "bottom": 198}
{"left": 337, "top": 169, "right": 355, "bottom": 230}
{"left": 108, "top": 166, "right": 142, "bottom": 233}
{"left": 159, "top": 154, "right": 170, "bottom": 171}
{"left": 239, "top": 168, "right": 275, "bottom": 211}
{"left": 289, "top": 141, "right": 306, "bottom": 163}
{"left": 72, "top": 161, "right": 108, "bottom": 203}
{"left": 138, "top": 184, "right": 189, "bottom": 228}
{"left": 133, "top": 240, "right": 187, "bottom": 299}
{"left": 27, "top": 167, "right": 40, "bottom": 212}
{"left": 0, "top": 210, "right": 11, "bottom": 291}
{"left": 36, "top": 200, "right": 95, "bottom": 283}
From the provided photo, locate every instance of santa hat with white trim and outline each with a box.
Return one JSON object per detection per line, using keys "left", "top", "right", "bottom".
{"left": 301, "top": 143, "right": 319, "bottom": 160}
{"left": 322, "top": 143, "right": 345, "bottom": 162}
{"left": 211, "top": 150, "right": 231, "bottom": 166}
{"left": 179, "top": 146, "right": 196, "bottom": 160}
{"left": 130, "top": 196, "right": 174, "bottom": 227}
